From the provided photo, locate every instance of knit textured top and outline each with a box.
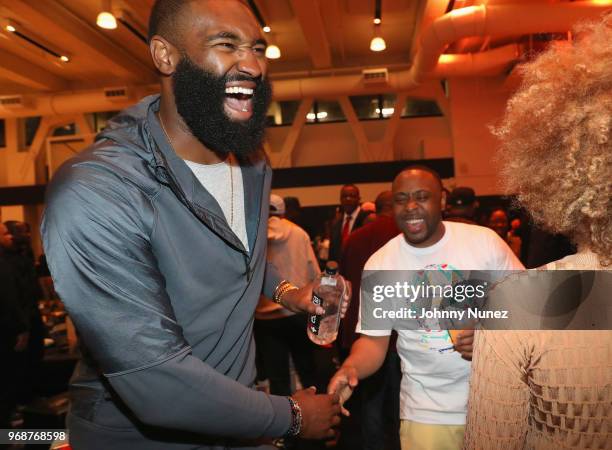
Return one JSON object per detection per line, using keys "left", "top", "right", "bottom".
{"left": 463, "top": 250, "right": 611, "bottom": 449}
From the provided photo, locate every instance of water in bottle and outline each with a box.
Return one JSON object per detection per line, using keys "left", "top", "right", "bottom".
{"left": 307, "top": 261, "right": 345, "bottom": 346}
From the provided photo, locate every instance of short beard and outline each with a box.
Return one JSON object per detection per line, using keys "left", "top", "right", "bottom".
{"left": 172, "top": 54, "right": 272, "bottom": 158}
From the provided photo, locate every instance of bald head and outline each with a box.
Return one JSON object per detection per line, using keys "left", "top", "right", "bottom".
{"left": 148, "top": 0, "right": 191, "bottom": 45}
{"left": 148, "top": 0, "right": 251, "bottom": 46}
{"left": 375, "top": 190, "right": 394, "bottom": 216}
{"left": 392, "top": 167, "right": 446, "bottom": 248}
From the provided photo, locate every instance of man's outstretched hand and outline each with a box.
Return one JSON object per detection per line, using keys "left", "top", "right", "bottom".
{"left": 327, "top": 365, "right": 359, "bottom": 416}
{"left": 292, "top": 387, "right": 341, "bottom": 440}
{"left": 281, "top": 279, "right": 351, "bottom": 317}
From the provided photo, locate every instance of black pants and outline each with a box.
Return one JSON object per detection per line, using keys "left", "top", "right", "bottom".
{"left": 13, "top": 313, "right": 45, "bottom": 404}
{"left": 0, "top": 337, "right": 19, "bottom": 429}
{"left": 360, "top": 351, "right": 402, "bottom": 450}
{"left": 254, "top": 315, "right": 317, "bottom": 396}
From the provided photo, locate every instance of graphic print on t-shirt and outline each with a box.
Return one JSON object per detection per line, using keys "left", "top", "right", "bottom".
{"left": 414, "top": 263, "right": 468, "bottom": 353}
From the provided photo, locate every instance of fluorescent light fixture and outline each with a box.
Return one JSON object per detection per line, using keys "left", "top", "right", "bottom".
{"left": 2, "top": 19, "right": 71, "bottom": 64}
{"left": 263, "top": 25, "right": 271, "bottom": 33}
{"left": 370, "top": 36, "right": 386, "bottom": 52}
{"left": 375, "top": 107, "right": 394, "bottom": 116}
{"left": 96, "top": 11, "right": 117, "bottom": 29}
{"left": 307, "top": 111, "right": 328, "bottom": 120}
{"left": 265, "top": 44, "right": 281, "bottom": 59}
{"left": 438, "top": 54, "right": 458, "bottom": 64}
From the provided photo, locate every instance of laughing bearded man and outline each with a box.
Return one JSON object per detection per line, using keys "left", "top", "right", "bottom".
{"left": 41, "top": 1, "right": 341, "bottom": 449}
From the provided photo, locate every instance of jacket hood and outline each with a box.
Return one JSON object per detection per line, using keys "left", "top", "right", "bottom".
{"left": 98, "top": 95, "right": 156, "bottom": 139}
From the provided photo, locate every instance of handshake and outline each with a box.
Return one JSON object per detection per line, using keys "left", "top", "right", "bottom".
{"left": 291, "top": 328, "right": 477, "bottom": 440}
{"left": 288, "top": 364, "right": 358, "bottom": 440}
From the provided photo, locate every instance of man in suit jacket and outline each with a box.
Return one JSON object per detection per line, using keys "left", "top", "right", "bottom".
{"left": 329, "top": 184, "right": 370, "bottom": 263}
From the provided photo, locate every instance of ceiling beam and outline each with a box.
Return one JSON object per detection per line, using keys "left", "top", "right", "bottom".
{"left": 6, "top": 0, "right": 156, "bottom": 83}
{"left": 0, "top": 48, "right": 67, "bottom": 91}
{"left": 289, "top": 0, "right": 332, "bottom": 68}
{"left": 325, "top": 0, "right": 345, "bottom": 64}
{"left": 117, "top": 0, "right": 155, "bottom": 32}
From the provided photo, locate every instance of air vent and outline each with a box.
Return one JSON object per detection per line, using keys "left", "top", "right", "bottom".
{"left": 0, "top": 95, "right": 29, "bottom": 109}
{"left": 362, "top": 68, "right": 389, "bottom": 85}
{"left": 103, "top": 87, "right": 130, "bottom": 102}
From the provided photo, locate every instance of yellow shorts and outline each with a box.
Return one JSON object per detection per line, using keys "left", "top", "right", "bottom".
{"left": 400, "top": 420, "right": 465, "bottom": 450}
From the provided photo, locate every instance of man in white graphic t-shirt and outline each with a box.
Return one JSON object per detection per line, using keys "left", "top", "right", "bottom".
{"left": 329, "top": 166, "right": 524, "bottom": 450}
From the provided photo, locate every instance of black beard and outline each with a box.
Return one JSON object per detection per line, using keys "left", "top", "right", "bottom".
{"left": 172, "top": 55, "right": 272, "bottom": 158}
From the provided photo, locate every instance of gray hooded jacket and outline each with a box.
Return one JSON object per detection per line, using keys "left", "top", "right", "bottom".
{"left": 41, "top": 95, "right": 290, "bottom": 449}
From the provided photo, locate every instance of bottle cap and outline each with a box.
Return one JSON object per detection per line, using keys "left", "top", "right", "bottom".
{"left": 324, "top": 261, "right": 338, "bottom": 275}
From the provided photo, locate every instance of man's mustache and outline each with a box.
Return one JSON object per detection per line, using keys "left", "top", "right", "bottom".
{"left": 224, "top": 73, "right": 263, "bottom": 84}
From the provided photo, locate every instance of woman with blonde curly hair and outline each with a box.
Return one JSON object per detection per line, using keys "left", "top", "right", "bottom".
{"left": 463, "top": 13, "right": 611, "bottom": 450}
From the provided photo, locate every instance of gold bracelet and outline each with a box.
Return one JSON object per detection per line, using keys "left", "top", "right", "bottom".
{"left": 273, "top": 280, "right": 298, "bottom": 305}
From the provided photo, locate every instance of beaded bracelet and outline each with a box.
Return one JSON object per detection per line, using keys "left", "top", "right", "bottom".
{"left": 285, "top": 396, "right": 302, "bottom": 437}
{"left": 272, "top": 280, "right": 298, "bottom": 305}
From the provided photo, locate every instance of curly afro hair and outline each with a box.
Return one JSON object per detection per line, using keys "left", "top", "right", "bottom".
{"left": 494, "top": 13, "right": 612, "bottom": 266}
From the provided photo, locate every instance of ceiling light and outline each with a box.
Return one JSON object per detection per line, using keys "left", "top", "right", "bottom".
{"left": 370, "top": 0, "right": 385, "bottom": 52}
{"left": 265, "top": 44, "right": 281, "bottom": 59}
{"left": 96, "top": 11, "right": 117, "bottom": 29}
{"left": 307, "top": 111, "right": 328, "bottom": 121}
{"left": 2, "top": 20, "right": 71, "bottom": 64}
{"left": 370, "top": 36, "right": 386, "bottom": 52}
{"left": 376, "top": 107, "right": 394, "bottom": 116}
{"left": 263, "top": 25, "right": 271, "bottom": 33}
{"left": 438, "top": 54, "right": 459, "bottom": 64}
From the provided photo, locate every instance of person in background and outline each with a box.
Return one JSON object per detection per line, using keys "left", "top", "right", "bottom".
{"left": 283, "top": 196, "right": 313, "bottom": 239}
{"left": 4, "top": 221, "right": 45, "bottom": 405}
{"left": 339, "top": 191, "right": 399, "bottom": 354}
{"left": 360, "top": 201, "right": 377, "bottom": 226}
{"left": 314, "top": 220, "right": 332, "bottom": 269}
{"left": 444, "top": 187, "right": 479, "bottom": 225}
{"left": 464, "top": 13, "right": 611, "bottom": 450}
{"left": 329, "top": 166, "right": 523, "bottom": 450}
{"left": 329, "top": 184, "right": 370, "bottom": 263}
{"left": 0, "top": 223, "right": 27, "bottom": 430}
{"left": 487, "top": 208, "right": 521, "bottom": 258}
{"left": 444, "top": 186, "right": 479, "bottom": 225}
{"left": 255, "top": 195, "right": 320, "bottom": 396}
{"left": 339, "top": 191, "right": 401, "bottom": 450}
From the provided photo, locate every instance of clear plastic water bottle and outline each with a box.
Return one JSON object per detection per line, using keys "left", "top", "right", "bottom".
{"left": 307, "top": 261, "right": 345, "bottom": 346}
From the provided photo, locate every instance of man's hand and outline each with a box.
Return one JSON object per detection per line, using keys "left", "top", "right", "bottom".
{"left": 327, "top": 365, "right": 359, "bottom": 416}
{"left": 453, "top": 329, "right": 474, "bottom": 361}
{"left": 281, "top": 279, "right": 351, "bottom": 318}
{"left": 292, "top": 387, "right": 341, "bottom": 440}
{"left": 14, "top": 332, "right": 29, "bottom": 352}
